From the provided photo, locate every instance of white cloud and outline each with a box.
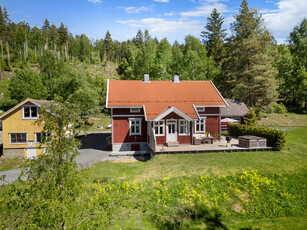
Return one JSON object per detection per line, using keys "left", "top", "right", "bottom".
{"left": 117, "top": 17, "right": 202, "bottom": 35}
{"left": 88, "top": 0, "right": 102, "bottom": 4}
{"left": 164, "top": 11, "right": 176, "bottom": 16}
{"left": 265, "top": 0, "right": 275, "bottom": 3}
{"left": 180, "top": 2, "right": 232, "bottom": 17}
{"left": 125, "top": 6, "right": 150, "bottom": 14}
{"left": 199, "top": 0, "right": 229, "bottom": 2}
{"left": 153, "top": 0, "right": 169, "bottom": 2}
{"left": 262, "top": 0, "right": 307, "bottom": 39}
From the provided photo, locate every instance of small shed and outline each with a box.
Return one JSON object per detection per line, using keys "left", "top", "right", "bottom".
{"left": 220, "top": 99, "right": 249, "bottom": 130}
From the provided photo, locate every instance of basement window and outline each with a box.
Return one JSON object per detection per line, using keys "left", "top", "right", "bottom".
{"left": 23, "top": 106, "right": 38, "bottom": 119}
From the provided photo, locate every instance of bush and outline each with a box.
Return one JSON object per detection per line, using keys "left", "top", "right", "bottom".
{"left": 243, "top": 108, "right": 257, "bottom": 126}
{"left": 266, "top": 104, "right": 288, "bottom": 114}
{"left": 228, "top": 123, "right": 286, "bottom": 151}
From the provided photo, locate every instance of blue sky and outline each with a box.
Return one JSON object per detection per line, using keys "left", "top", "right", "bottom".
{"left": 0, "top": 0, "right": 306, "bottom": 44}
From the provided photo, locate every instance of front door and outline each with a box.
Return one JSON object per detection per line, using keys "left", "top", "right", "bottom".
{"left": 26, "top": 148, "right": 36, "bottom": 159}
{"left": 166, "top": 120, "right": 177, "bottom": 142}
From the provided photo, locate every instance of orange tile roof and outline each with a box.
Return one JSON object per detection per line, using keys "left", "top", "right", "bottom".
{"left": 107, "top": 80, "right": 227, "bottom": 120}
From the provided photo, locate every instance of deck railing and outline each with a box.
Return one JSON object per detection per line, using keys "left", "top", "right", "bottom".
{"left": 149, "top": 128, "right": 156, "bottom": 152}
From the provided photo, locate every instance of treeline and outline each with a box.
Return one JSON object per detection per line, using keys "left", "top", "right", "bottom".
{"left": 0, "top": 8, "right": 117, "bottom": 67}
{"left": 0, "top": 0, "right": 306, "bottom": 110}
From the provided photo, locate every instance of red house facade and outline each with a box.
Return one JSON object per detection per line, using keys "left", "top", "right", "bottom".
{"left": 106, "top": 75, "right": 228, "bottom": 153}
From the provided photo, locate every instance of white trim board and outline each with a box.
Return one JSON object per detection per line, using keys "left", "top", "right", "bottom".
{"left": 106, "top": 79, "right": 109, "bottom": 108}
{"left": 143, "top": 105, "right": 147, "bottom": 121}
{"left": 193, "top": 104, "right": 201, "bottom": 120}
{"left": 0, "top": 99, "right": 42, "bottom": 119}
{"left": 154, "top": 106, "right": 192, "bottom": 122}
{"left": 112, "top": 115, "right": 144, "bottom": 117}
{"left": 209, "top": 81, "right": 229, "bottom": 107}
{"left": 107, "top": 106, "right": 143, "bottom": 109}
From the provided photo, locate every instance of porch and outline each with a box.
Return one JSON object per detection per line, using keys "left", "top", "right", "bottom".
{"left": 153, "top": 136, "right": 273, "bottom": 154}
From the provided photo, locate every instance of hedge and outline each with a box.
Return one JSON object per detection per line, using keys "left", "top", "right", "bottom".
{"left": 228, "top": 123, "right": 287, "bottom": 151}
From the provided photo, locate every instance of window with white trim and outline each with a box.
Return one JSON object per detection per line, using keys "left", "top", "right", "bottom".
{"left": 195, "top": 119, "right": 206, "bottom": 133}
{"left": 196, "top": 107, "right": 205, "bottom": 112}
{"left": 23, "top": 106, "right": 38, "bottom": 119}
{"left": 129, "top": 118, "right": 142, "bottom": 135}
{"left": 35, "top": 132, "right": 52, "bottom": 143}
{"left": 179, "top": 120, "right": 190, "bottom": 135}
{"left": 154, "top": 120, "right": 164, "bottom": 136}
{"left": 130, "top": 108, "right": 140, "bottom": 113}
{"left": 10, "top": 133, "right": 27, "bottom": 144}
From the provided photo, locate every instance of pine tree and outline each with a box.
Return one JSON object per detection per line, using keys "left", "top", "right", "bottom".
{"left": 42, "top": 19, "right": 50, "bottom": 50}
{"left": 134, "top": 29, "right": 144, "bottom": 49}
{"left": 289, "top": 18, "right": 307, "bottom": 108}
{"left": 0, "top": 6, "right": 4, "bottom": 61}
{"left": 104, "top": 30, "right": 114, "bottom": 66}
{"left": 201, "top": 8, "right": 227, "bottom": 64}
{"left": 3, "top": 7, "right": 11, "bottom": 66}
{"left": 50, "top": 23, "right": 58, "bottom": 58}
{"left": 223, "top": 0, "right": 277, "bottom": 106}
{"left": 58, "top": 23, "right": 69, "bottom": 61}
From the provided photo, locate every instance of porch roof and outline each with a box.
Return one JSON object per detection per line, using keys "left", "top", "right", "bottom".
{"left": 152, "top": 106, "right": 193, "bottom": 121}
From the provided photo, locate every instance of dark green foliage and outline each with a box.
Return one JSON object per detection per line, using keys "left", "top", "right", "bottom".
{"left": 288, "top": 18, "right": 307, "bottom": 108}
{"left": 8, "top": 68, "right": 47, "bottom": 101}
{"left": 228, "top": 123, "right": 286, "bottom": 150}
{"left": 266, "top": 104, "right": 288, "bottom": 114}
{"left": 201, "top": 8, "right": 227, "bottom": 64}
{"left": 221, "top": 0, "right": 277, "bottom": 107}
{"left": 243, "top": 108, "right": 257, "bottom": 126}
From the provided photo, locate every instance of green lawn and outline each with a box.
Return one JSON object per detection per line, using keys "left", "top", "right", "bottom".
{"left": 85, "top": 126, "right": 307, "bottom": 182}
{"left": 81, "top": 117, "right": 307, "bottom": 229}
{"left": 87, "top": 112, "right": 111, "bottom": 132}
{"left": 0, "top": 158, "right": 24, "bottom": 171}
{"left": 1, "top": 114, "right": 306, "bottom": 229}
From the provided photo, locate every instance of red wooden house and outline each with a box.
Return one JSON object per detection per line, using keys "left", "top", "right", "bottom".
{"left": 106, "top": 75, "right": 228, "bottom": 153}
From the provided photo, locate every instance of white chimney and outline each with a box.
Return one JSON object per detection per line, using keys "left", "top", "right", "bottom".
{"left": 173, "top": 74, "right": 180, "bottom": 83}
{"left": 143, "top": 74, "right": 151, "bottom": 83}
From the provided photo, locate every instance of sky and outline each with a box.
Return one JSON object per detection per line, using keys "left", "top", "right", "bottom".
{"left": 0, "top": 0, "right": 306, "bottom": 44}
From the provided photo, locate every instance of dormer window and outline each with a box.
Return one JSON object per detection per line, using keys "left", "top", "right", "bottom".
{"left": 23, "top": 105, "right": 38, "bottom": 119}
{"left": 130, "top": 108, "right": 140, "bottom": 113}
{"left": 196, "top": 107, "right": 205, "bottom": 112}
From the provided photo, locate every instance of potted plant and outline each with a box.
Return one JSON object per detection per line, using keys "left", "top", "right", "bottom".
{"left": 213, "top": 133, "right": 219, "bottom": 141}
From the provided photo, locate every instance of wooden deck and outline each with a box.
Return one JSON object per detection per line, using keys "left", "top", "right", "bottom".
{"left": 155, "top": 136, "right": 273, "bottom": 154}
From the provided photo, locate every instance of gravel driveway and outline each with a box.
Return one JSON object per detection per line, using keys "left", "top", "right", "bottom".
{"left": 0, "top": 132, "right": 113, "bottom": 185}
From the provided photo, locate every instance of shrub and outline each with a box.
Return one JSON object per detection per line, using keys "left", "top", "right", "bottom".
{"left": 243, "top": 108, "right": 257, "bottom": 126}
{"left": 228, "top": 123, "right": 286, "bottom": 151}
{"left": 266, "top": 104, "right": 288, "bottom": 114}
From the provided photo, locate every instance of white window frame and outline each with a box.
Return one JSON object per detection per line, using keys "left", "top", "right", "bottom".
{"left": 35, "top": 132, "right": 52, "bottom": 143}
{"left": 154, "top": 120, "right": 165, "bottom": 136}
{"left": 9, "top": 133, "right": 28, "bottom": 144}
{"left": 129, "top": 118, "right": 142, "bottom": 136}
{"left": 130, "top": 108, "right": 140, "bottom": 113}
{"left": 196, "top": 107, "right": 205, "bottom": 112}
{"left": 22, "top": 105, "right": 39, "bottom": 119}
{"left": 179, "top": 119, "right": 190, "bottom": 136}
{"left": 195, "top": 119, "right": 206, "bottom": 133}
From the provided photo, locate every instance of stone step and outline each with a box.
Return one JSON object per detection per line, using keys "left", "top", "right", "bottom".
{"left": 166, "top": 142, "right": 179, "bottom": 147}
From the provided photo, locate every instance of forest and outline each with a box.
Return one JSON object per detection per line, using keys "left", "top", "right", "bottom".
{"left": 0, "top": 1, "right": 306, "bottom": 229}
{"left": 0, "top": 0, "right": 306, "bottom": 114}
